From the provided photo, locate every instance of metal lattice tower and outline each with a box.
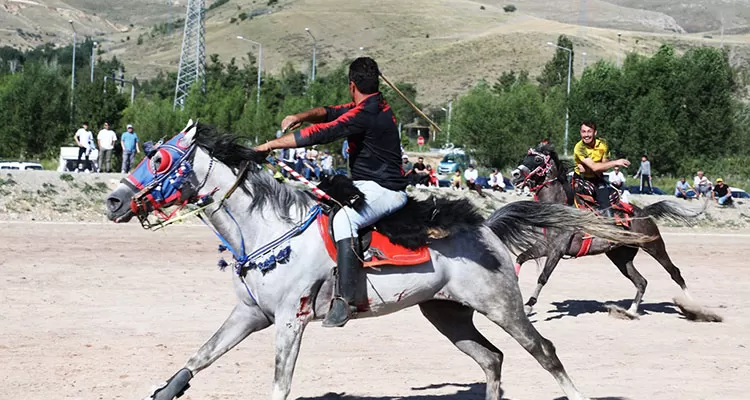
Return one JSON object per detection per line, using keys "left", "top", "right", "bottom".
{"left": 173, "top": 0, "right": 206, "bottom": 110}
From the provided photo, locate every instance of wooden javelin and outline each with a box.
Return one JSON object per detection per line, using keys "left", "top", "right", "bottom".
{"left": 379, "top": 73, "right": 442, "bottom": 133}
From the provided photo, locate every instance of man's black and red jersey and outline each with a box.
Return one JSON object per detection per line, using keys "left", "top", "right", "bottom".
{"left": 293, "top": 92, "right": 408, "bottom": 191}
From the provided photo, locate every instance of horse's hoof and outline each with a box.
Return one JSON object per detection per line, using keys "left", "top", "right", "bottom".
{"left": 524, "top": 304, "right": 534, "bottom": 315}
{"left": 606, "top": 304, "right": 640, "bottom": 320}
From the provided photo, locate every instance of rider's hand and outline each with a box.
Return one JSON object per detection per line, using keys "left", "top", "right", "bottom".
{"left": 281, "top": 115, "right": 301, "bottom": 133}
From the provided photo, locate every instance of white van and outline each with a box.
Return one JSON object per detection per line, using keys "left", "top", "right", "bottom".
{"left": 0, "top": 161, "right": 43, "bottom": 170}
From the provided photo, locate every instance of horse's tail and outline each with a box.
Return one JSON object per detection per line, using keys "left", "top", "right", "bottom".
{"left": 484, "top": 201, "right": 653, "bottom": 252}
{"left": 642, "top": 199, "right": 706, "bottom": 225}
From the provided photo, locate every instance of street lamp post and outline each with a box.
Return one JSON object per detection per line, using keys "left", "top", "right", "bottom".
{"left": 90, "top": 41, "right": 97, "bottom": 82}
{"left": 617, "top": 33, "right": 622, "bottom": 67}
{"left": 547, "top": 42, "right": 572, "bottom": 157}
{"left": 305, "top": 28, "right": 317, "bottom": 82}
{"left": 441, "top": 100, "right": 453, "bottom": 144}
{"left": 236, "top": 36, "right": 262, "bottom": 105}
{"left": 69, "top": 20, "right": 76, "bottom": 124}
{"left": 582, "top": 51, "right": 587, "bottom": 70}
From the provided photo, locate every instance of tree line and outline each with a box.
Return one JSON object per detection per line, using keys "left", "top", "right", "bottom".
{"left": 1, "top": 36, "right": 748, "bottom": 183}
{"left": 451, "top": 36, "right": 750, "bottom": 181}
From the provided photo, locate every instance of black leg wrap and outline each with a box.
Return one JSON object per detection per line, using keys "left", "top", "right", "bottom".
{"left": 151, "top": 368, "right": 193, "bottom": 400}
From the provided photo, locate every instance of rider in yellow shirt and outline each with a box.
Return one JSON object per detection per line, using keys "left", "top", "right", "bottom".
{"left": 573, "top": 121, "right": 630, "bottom": 216}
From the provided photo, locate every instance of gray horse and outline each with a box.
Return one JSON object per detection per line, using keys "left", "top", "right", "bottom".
{"left": 106, "top": 122, "right": 647, "bottom": 400}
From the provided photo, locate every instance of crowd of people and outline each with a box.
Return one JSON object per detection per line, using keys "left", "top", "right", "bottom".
{"left": 673, "top": 172, "right": 733, "bottom": 206}
{"left": 73, "top": 121, "right": 140, "bottom": 173}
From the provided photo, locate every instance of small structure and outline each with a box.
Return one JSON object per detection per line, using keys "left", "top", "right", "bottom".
{"left": 403, "top": 119, "right": 432, "bottom": 143}
{"left": 58, "top": 147, "right": 99, "bottom": 172}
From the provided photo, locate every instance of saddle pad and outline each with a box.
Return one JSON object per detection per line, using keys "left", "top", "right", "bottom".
{"left": 317, "top": 213, "right": 431, "bottom": 268}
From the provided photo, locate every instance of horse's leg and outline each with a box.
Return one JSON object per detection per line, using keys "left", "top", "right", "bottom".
{"left": 605, "top": 246, "right": 646, "bottom": 315}
{"left": 524, "top": 232, "right": 572, "bottom": 314}
{"left": 640, "top": 232, "right": 690, "bottom": 299}
{"left": 147, "top": 302, "right": 271, "bottom": 400}
{"left": 270, "top": 306, "right": 313, "bottom": 400}
{"left": 420, "top": 300, "right": 504, "bottom": 400}
{"left": 478, "top": 286, "right": 588, "bottom": 400}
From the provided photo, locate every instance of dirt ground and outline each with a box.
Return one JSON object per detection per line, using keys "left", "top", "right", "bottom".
{"left": 1, "top": 220, "right": 748, "bottom": 400}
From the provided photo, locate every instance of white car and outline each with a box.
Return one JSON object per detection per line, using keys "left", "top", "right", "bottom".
{"left": 0, "top": 161, "right": 43, "bottom": 170}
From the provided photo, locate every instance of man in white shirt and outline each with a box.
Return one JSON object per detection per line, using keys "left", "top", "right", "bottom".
{"left": 608, "top": 166, "right": 626, "bottom": 191}
{"left": 463, "top": 165, "right": 485, "bottom": 197}
{"left": 693, "top": 170, "right": 712, "bottom": 198}
{"left": 320, "top": 150, "right": 334, "bottom": 178}
{"left": 74, "top": 122, "right": 93, "bottom": 165}
{"left": 97, "top": 122, "right": 117, "bottom": 173}
{"left": 489, "top": 168, "right": 504, "bottom": 192}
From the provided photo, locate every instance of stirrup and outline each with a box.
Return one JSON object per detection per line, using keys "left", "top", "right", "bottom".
{"left": 322, "top": 297, "right": 353, "bottom": 328}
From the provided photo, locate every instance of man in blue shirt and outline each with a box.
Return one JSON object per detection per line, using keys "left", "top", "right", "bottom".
{"left": 674, "top": 177, "right": 694, "bottom": 199}
{"left": 120, "top": 124, "right": 140, "bottom": 173}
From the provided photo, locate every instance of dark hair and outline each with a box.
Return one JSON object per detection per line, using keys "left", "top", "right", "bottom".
{"left": 349, "top": 57, "right": 380, "bottom": 94}
{"left": 82, "top": 121, "right": 89, "bottom": 126}
{"left": 581, "top": 120, "right": 597, "bottom": 131}
{"left": 642, "top": 155, "right": 648, "bottom": 160}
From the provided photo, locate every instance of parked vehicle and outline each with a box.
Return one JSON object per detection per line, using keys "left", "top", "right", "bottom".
{"left": 0, "top": 161, "right": 43, "bottom": 170}
{"left": 730, "top": 187, "right": 750, "bottom": 199}
{"left": 627, "top": 185, "right": 666, "bottom": 195}
{"left": 437, "top": 150, "right": 470, "bottom": 176}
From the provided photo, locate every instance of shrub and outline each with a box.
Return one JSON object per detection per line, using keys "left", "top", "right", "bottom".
{"left": 503, "top": 4, "right": 517, "bottom": 12}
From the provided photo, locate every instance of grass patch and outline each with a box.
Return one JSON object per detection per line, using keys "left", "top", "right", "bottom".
{"left": 94, "top": 181, "right": 109, "bottom": 192}
{"left": 59, "top": 173, "right": 74, "bottom": 182}
{"left": 0, "top": 175, "right": 17, "bottom": 186}
{"left": 81, "top": 182, "right": 109, "bottom": 196}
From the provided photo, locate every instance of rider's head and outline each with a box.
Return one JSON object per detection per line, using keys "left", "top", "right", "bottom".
{"left": 580, "top": 120, "right": 597, "bottom": 145}
{"left": 348, "top": 57, "right": 380, "bottom": 99}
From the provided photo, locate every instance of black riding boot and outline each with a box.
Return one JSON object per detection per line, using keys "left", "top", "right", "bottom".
{"left": 596, "top": 184, "right": 613, "bottom": 218}
{"left": 322, "top": 238, "right": 361, "bottom": 328}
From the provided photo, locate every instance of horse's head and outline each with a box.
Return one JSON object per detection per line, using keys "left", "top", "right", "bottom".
{"left": 106, "top": 120, "right": 203, "bottom": 226}
{"left": 510, "top": 143, "right": 559, "bottom": 190}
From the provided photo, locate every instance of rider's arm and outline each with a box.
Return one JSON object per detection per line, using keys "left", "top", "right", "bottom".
{"left": 259, "top": 106, "right": 366, "bottom": 152}
{"left": 578, "top": 157, "right": 624, "bottom": 174}
{"left": 282, "top": 103, "right": 356, "bottom": 131}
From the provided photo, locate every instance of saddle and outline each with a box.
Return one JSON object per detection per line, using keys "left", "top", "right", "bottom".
{"left": 314, "top": 175, "right": 483, "bottom": 268}
{"left": 570, "top": 176, "right": 634, "bottom": 229}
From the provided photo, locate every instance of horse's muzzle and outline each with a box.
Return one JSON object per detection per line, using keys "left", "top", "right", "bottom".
{"left": 511, "top": 167, "right": 528, "bottom": 185}
{"left": 106, "top": 184, "right": 136, "bottom": 223}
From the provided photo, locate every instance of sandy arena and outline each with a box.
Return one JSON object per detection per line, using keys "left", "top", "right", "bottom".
{"left": 1, "top": 221, "right": 748, "bottom": 400}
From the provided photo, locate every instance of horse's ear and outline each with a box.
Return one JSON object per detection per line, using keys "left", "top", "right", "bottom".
{"left": 182, "top": 119, "right": 194, "bottom": 133}
{"left": 180, "top": 122, "right": 198, "bottom": 147}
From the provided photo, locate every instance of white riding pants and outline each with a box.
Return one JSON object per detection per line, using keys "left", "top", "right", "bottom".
{"left": 332, "top": 180, "right": 408, "bottom": 241}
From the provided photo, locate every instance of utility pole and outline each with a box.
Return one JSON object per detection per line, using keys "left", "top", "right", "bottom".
{"left": 69, "top": 20, "right": 76, "bottom": 125}
{"left": 236, "top": 36, "right": 262, "bottom": 105}
{"left": 305, "top": 28, "right": 317, "bottom": 82}
{"left": 90, "top": 41, "right": 97, "bottom": 82}
{"left": 547, "top": 42, "right": 573, "bottom": 157}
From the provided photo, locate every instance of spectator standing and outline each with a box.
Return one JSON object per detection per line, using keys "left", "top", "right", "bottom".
{"left": 713, "top": 178, "right": 733, "bottom": 206}
{"left": 693, "top": 171, "right": 713, "bottom": 198}
{"left": 633, "top": 155, "right": 652, "bottom": 194}
{"left": 489, "top": 168, "right": 504, "bottom": 192}
{"left": 120, "top": 124, "right": 140, "bottom": 173}
{"left": 320, "top": 150, "right": 334, "bottom": 178}
{"left": 74, "top": 122, "right": 93, "bottom": 168}
{"left": 674, "top": 177, "right": 694, "bottom": 199}
{"left": 97, "top": 122, "right": 117, "bottom": 173}
{"left": 608, "top": 166, "right": 626, "bottom": 190}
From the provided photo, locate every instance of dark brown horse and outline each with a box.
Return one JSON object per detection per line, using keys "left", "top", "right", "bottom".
{"left": 510, "top": 144, "right": 704, "bottom": 319}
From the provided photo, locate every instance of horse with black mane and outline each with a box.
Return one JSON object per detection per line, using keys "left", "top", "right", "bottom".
{"left": 511, "top": 143, "right": 718, "bottom": 320}
{"left": 105, "top": 122, "right": 649, "bottom": 400}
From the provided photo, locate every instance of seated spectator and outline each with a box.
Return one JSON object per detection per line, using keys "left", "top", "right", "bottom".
{"left": 608, "top": 166, "right": 626, "bottom": 191}
{"left": 410, "top": 156, "right": 430, "bottom": 186}
{"left": 303, "top": 146, "right": 321, "bottom": 180}
{"left": 451, "top": 170, "right": 462, "bottom": 190}
{"left": 489, "top": 168, "right": 504, "bottom": 192}
{"left": 320, "top": 150, "right": 334, "bottom": 178}
{"left": 693, "top": 171, "right": 713, "bottom": 198}
{"left": 426, "top": 165, "right": 438, "bottom": 187}
{"left": 463, "top": 165, "right": 485, "bottom": 197}
{"left": 293, "top": 147, "right": 307, "bottom": 174}
{"left": 674, "top": 177, "right": 694, "bottom": 199}
{"left": 464, "top": 165, "right": 478, "bottom": 186}
{"left": 402, "top": 154, "right": 413, "bottom": 173}
{"left": 713, "top": 178, "right": 733, "bottom": 206}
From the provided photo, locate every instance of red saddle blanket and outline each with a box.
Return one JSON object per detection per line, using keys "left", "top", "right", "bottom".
{"left": 317, "top": 213, "right": 431, "bottom": 268}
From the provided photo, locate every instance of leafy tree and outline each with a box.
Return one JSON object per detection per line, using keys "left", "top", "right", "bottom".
{"left": 538, "top": 35, "right": 574, "bottom": 94}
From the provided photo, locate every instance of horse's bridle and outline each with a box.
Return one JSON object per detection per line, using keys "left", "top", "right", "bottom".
{"left": 518, "top": 148, "right": 556, "bottom": 193}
